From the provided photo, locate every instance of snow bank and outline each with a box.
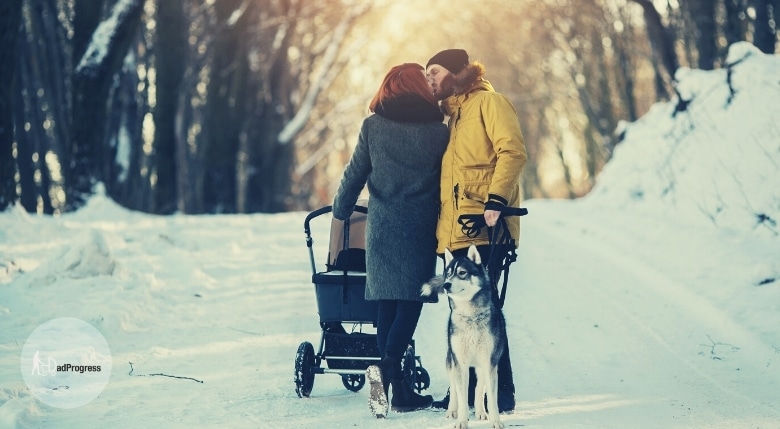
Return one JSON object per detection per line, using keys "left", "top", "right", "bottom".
{"left": 48, "top": 230, "right": 115, "bottom": 279}
{"left": 587, "top": 42, "right": 780, "bottom": 237}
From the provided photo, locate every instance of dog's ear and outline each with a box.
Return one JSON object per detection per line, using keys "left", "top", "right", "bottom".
{"left": 421, "top": 275, "right": 445, "bottom": 298}
{"left": 467, "top": 244, "right": 481, "bottom": 265}
{"left": 444, "top": 248, "right": 454, "bottom": 266}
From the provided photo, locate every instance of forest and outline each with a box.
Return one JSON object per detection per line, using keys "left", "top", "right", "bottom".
{"left": 1, "top": 0, "right": 778, "bottom": 215}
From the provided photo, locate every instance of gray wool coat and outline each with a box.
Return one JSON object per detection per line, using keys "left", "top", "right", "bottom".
{"left": 333, "top": 107, "right": 449, "bottom": 302}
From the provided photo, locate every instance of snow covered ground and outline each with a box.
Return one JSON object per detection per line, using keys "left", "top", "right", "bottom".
{"left": 1, "top": 43, "right": 778, "bottom": 428}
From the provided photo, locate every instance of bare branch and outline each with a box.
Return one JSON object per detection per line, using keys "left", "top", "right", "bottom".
{"left": 277, "top": 3, "right": 370, "bottom": 145}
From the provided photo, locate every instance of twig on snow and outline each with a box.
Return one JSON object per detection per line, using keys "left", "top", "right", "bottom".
{"left": 128, "top": 362, "right": 204, "bottom": 383}
{"left": 699, "top": 335, "right": 740, "bottom": 360}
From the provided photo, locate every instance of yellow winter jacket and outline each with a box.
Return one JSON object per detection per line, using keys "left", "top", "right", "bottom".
{"left": 437, "top": 69, "right": 527, "bottom": 254}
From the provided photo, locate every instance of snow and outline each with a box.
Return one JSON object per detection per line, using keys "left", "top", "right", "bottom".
{"left": 74, "top": 0, "right": 139, "bottom": 77}
{"left": 589, "top": 42, "right": 780, "bottom": 236}
{"left": 1, "top": 43, "right": 779, "bottom": 428}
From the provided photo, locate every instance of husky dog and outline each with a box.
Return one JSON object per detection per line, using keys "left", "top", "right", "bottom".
{"left": 421, "top": 244, "right": 506, "bottom": 429}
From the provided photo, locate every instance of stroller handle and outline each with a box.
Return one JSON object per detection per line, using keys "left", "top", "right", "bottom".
{"left": 304, "top": 205, "right": 368, "bottom": 275}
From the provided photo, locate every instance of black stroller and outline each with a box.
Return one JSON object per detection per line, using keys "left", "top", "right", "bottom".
{"left": 294, "top": 201, "right": 431, "bottom": 398}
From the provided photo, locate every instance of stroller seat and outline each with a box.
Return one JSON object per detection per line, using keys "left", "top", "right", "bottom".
{"left": 312, "top": 200, "right": 377, "bottom": 324}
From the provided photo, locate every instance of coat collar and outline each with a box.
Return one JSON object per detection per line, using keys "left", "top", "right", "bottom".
{"left": 441, "top": 77, "right": 495, "bottom": 117}
{"left": 375, "top": 94, "right": 444, "bottom": 123}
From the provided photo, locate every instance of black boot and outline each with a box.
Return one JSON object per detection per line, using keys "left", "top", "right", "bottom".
{"left": 431, "top": 388, "right": 449, "bottom": 409}
{"left": 432, "top": 369, "right": 477, "bottom": 409}
{"left": 496, "top": 345, "right": 516, "bottom": 413}
{"left": 497, "top": 388, "right": 515, "bottom": 414}
{"left": 390, "top": 376, "right": 433, "bottom": 412}
{"left": 378, "top": 356, "right": 396, "bottom": 399}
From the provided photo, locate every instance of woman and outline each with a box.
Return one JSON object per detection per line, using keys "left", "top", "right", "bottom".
{"left": 332, "top": 63, "right": 448, "bottom": 414}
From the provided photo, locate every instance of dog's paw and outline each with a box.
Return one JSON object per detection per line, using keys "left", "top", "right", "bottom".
{"left": 476, "top": 410, "right": 489, "bottom": 420}
{"left": 445, "top": 407, "right": 458, "bottom": 419}
{"left": 453, "top": 421, "right": 469, "bottom": 429}
{"left": 490, "top": 418, "right": 504, "bottom": 429}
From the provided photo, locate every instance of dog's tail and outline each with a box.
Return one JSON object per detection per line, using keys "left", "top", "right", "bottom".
{"left": 420, "top": 275, "right": 446, "bottom": 299}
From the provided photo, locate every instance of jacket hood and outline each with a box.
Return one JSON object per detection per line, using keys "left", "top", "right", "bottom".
{"left": 452, "top": 61, "right": 488, "bottom": 96}
{"left": 441, "top": 62, "right": 494, "bottom": 116}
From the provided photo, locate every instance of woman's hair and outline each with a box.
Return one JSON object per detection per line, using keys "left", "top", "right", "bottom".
{"left": 368, "top": 63, "right": 438, "bottom": 112}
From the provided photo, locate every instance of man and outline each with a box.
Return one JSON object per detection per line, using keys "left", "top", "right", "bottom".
{"left": 426, "top": 48, "right": 528, "bottom": 413}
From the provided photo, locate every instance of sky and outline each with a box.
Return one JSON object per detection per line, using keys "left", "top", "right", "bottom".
{"left": 0, "top": 42, "right": 778, "bottom": 429}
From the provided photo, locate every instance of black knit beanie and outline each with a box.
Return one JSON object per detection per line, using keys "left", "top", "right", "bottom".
{"left": 426, "top": 49, "right": 469, "bottom": 74}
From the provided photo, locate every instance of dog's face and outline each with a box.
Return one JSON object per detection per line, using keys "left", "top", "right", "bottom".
{"left": 421, "top": 245, "right": 488, "bottom": 302}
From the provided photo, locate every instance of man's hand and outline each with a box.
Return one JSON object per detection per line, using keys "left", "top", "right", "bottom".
{"left": 484, "top": 209, "right": 501, "bottom": 227}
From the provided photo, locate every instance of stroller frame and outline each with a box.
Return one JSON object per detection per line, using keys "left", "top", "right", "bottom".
{"left": 294, "top": 204, "right": 430, "bottom": 397}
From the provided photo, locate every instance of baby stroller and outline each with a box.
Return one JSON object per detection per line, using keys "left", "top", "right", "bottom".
{"left": 294, "top": 201, "right": 431, "bottom": 398}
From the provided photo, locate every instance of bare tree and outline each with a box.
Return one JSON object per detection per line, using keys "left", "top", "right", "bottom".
{"left": 682, "top": 0, "right": 718, "bottom": 69}
{"left": 104, "top": 41, "right": 150, "bottom": 212}
{"left": 152, "top": 0, "right": 187, "bottom": 214}
{"left": 66, "top": 0, "right": 144, "bottom": 211}
{"left": 752, "top": 0, "right": 777, "bottom": 53}
{"left": 198, "top": 0, "right": 250, "bottom": 213}
{"left": 6, "top": 0, "right": 774, "bottom": 213}
{"left": 723, "top": 0, "right": 749, "bottom": 48}
{"left": 630, "top": 0, "right": 679, "bottom": 99}
{"left": 0, "top": 0, "right": 23, "bottom": 211}
{"left": 12, "top": 0, "right": 71, "bottom": 214}
{"left": 240, "top": 1, "right": 370, "bottom": 213}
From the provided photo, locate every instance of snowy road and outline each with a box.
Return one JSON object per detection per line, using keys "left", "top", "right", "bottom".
{"left": 1, "top": 198, "right": 779, "bottom": 428}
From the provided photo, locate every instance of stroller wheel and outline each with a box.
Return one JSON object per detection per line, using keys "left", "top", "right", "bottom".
{"left": 341, "top": 374, "right": 365, "bottom": 392}
{"left": 294, "top": 341, "right": 316, "bottom": 398}
{"left": 413, "top": 366, "right": 431, "bottom": 392}
{"left": 402, "top": 346, "right": 429, "bottom": 393}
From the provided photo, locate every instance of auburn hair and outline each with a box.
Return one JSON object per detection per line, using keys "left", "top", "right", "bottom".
{"left": 368, "top": 63, "right": 438, "bottom": 112}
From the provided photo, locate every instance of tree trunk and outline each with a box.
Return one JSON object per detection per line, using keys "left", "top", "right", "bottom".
{"left": 613, "top": 20, "right": 638, "bottom": 122}
{"left": 246, "top": 12, "right": 296, "bottom": 213}
{"left": 12, "top": 0, "right": 70, "bottom": 214}
{"left": 752, "top": 0, "right": 776, "bottom": 53}
{"left": 175, "top": 2, "right": 212, "bottom": 215}
{"left": 685, "top": 0, "right": 718, "bottom": 69}
{"left": 72, "top": 0, "right": 104, "bottom": 67}
{"left": 67, "top": 0, "right": 143, "bottom": 211}
{"left": 0, "top": 0, "right": 23, "bottom": 211}
{"left": 175, "top": 68, "right": 202, "bottom": 214}
{"left": 152, "top": 0, "right": 187, "bottom": 214}
{"left": 12, "top": 86, "right": 36, "bottom": 212}
{"left": 774, "top": 0, "right": 780, "bottom": 48}
{"left": 723, "top": 0, "right": 749, "bottom": 48}
{"left": 13, "top": 45, "right": 47, "bottom": 214}
{"left": 104, "top": 42, "right": 151, "bottom": 212}
{"left": 629, "top": 0, "right": 678, "bottom": 97}
{"left": 201, "top": 0, "right": 249, "bottom": 213}
{"left": 246, "top": 113, "right": 294, "bottom": 213}
{"left": 525, "top": 105, "right": 548, "bottom": 199}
